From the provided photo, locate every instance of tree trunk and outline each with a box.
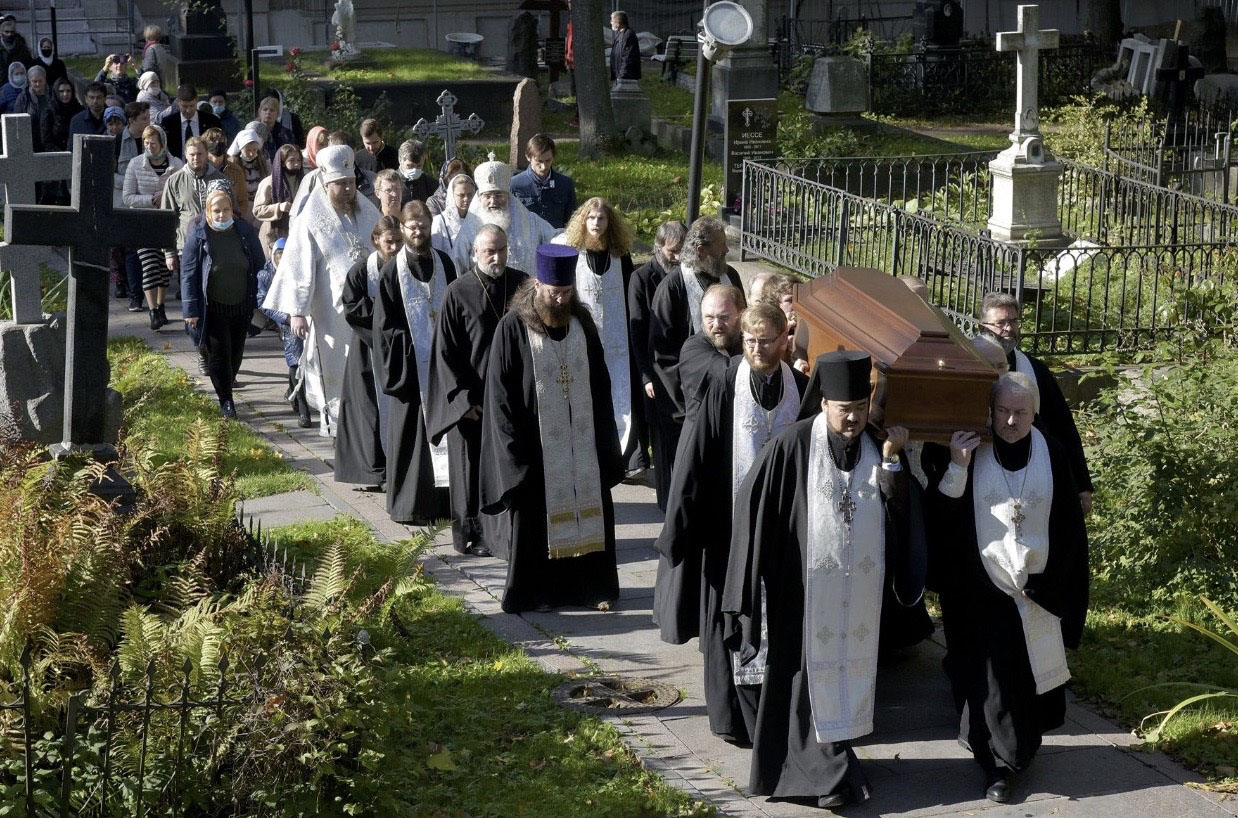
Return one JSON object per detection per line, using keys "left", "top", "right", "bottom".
{"left": 571, "top": 0, "right": 617, "bottom": 157}
{"left": 1087, "top": 0, "right": 1122, "bottom": 48}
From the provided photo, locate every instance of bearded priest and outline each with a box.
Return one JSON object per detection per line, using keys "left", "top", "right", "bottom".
{"left": 655, "top": 303, "right": 808, "bottom": 745}
{"left": 933, "top": 372, "right": 1089, "bottom": 804}
{"left": 722, "top": 350, "right": 926, "bottom": 810}
{"left": 451, "top": 153, "right": 560, "bottom": 276}
{"left": 479, "top": 243, "right": 623, "bottom": 613}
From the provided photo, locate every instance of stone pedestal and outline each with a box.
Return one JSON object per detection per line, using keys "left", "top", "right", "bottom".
{"left": 611, "top": 79, "right": 652, "bottom": 135}
{"left": 805, "top": 56, "right": 869, "bottom": 120}
{"left": 167, "top": 0, "right": 237, "bottom": 92}
{"left": 710, "top": 45, "right": 779, "bottom": 127}
{"left": 987, "top": 137, "right": 1065, "bottom": 244}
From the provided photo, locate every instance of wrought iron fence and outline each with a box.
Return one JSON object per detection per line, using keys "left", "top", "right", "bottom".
{"left": 780, "top": 14, "right": 914, "bottom": 51}
{"left": 0, "top": 514, "right": 312, "bottom": 817}
{"left": 1103, "top": 113, "right": 1236, "bottom": 205}
{"left": 741, "top": 157, "right": 1238, "bottom": 354}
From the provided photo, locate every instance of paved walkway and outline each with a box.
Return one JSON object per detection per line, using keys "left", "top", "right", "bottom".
{"left": 107, "top": 295, "right": 1236, "bottom": 817}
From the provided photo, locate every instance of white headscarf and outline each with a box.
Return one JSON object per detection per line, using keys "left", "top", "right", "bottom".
{"left": 440, "top": 172, "right": 476, "bottom": 240}
{"left": 227, "top": 127, "right": 262, "bottom": 157}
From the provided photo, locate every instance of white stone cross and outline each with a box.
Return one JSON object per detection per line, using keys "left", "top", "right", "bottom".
{"left": 0, "top": 114, "right": 73, "bottom": 324}
{"left": 412, "top": 90, "right": 485, "bottom": 164}
{"left": 996, "top": 5, "right": 1060, "bottom": 145}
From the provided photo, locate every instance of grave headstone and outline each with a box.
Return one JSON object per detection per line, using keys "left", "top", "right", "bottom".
{"left": 805, "top": 56, "right": 869, "bottom": 119}
{"left": 723, "top": 98, "right": 778, "bottom": 212}
{"left": 166, "top": 0, "right": 237, "bottom": 90}
{"left": 987, "top": 4, "right": 1066, "bottom": 245}
{"left": 509, "top": 79, "right": 543, "bottom": 170}
{"left": 412, "top": 90, "right": 485, "bottom": 165}
{"left": 5, "top": 135, "right": 176, "bottom": 473}
{"left": 611, "top": 79, "right": 652, "bottom": 135}
{"left": 0, "top": 114, "right": 73, "bottom": 325}
{"left": 507, "top": 11, "right": 539, "bottom": 79}
{"left": 1191, "top": 6, "right": 1228, "bottom": 74}
{"left": 710, "top": 0, "right": 778, "bottom": 127}
{"left": 1156, "top": 44, "right": 1206, "bottom": 124}
{"left": 1125, "top": 36, "right": 1159, "bottom": 96}
{"left": 912, "top": 0, "right": 964, "bottom": 49}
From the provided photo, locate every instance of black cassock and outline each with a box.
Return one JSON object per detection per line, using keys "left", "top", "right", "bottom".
{"left": 654, "top": 359, "right": 807, "bottom": 744}
{"left": 425, "top": 266, "right": 528, "bottom": 551}
{"left": 479, "top": 307, "right": 624, "bottom": 613}
{"left": 334, "top": 257, "right": 385, "bottom": 486}
{"left": 647, "top": 264, "right": 742, "bottom": 507}
{"left": 372, "top": 249, "right": 457, "bottom": 524}
{"left": 628, "top": 255, "right": 672, "bottom": 477}
{"left": 1010, "top": 350, "right": 1094, "bottom": 494}
{"left": 931, "top": 432, "right": 1089, "bottom": 775}
{"left": 722, "top": 423, "right": 926, "bottom": 802}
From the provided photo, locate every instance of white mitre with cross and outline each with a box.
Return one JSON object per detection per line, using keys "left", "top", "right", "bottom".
{"left": 474, "top": 152, "right": 512, "bottom": 195}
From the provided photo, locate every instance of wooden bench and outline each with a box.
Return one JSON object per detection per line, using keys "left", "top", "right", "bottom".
{"left": 653, "top": 34, "right": 699, "bottom": 83}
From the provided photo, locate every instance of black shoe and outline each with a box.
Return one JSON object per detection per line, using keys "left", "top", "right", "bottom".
{"left": 531, "top": 602, "right": 554, "bottom": 613}
{"left": 817, "top": 793, "right": 845, "bottom": 809}
{"left": 984, "top": 774, "right": 1010, "bottom": 803}
{"left": 466, "top": 543, "right": 492, "bottom": 557}
{"left": 219, "top": 400, "right": 237, "bottom": 420}
{"left": 295, "top": 393, "right": 312, "bottom": 428}
{"left": 128, "top": 300, "right": 144, "bottom": 312}
{"left": 149, "top": 309, "right": 161, "bottom": 330}
{"left": 157, "top": 304, "right": 170, "bottom": 328}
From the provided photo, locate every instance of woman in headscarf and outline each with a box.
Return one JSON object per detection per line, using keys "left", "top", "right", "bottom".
{"left": 227, "top": 128, "right": 269, "bottom": 211}
{"left": 123, "top": 123, "right": 183, "bottom": 329}
{"left": 38, "top": 77, "right": 79, "bottom": 203}
{"left": 302, "top": 124, "right": 327, "bottom": 169}
{"left": 0, "top": 61, "right": 28, "bottom": 114}
{"left": 425, "top": 158, "right": 472, "bottom": 217}
{"left": 180, "top": 189, "right": 265, "bottom": 420}
{"left": 34, "top": 37, "right": 68, "bottom": 88}
{"left": 430, "top": 172, "right": 476, "bottom": 257}
{"left": 136, "top": 70, "right": 170, "bottom": 116}
{"left": 12, "top": 65, "right": 51, "bottom": 143}
{"left": 252, "top": 142, "right": 303, "bottom": 258}
{"left": 204, "top": 126, "right": 249, "bottom": 221}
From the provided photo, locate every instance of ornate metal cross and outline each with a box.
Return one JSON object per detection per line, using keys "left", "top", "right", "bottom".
{"left": 838, "top": 489, "right": 858, "bottom": 527}
{"left": 0, "top": 114, "right": 73, "bottom": 324}
{"left": 1011, "top": 500, "right": 1027, "bottom": 541}
{"left": 412, "top": 90, "right": 485, "bottom": 164}
{"left": 995, "top": 5, "right": 1059, "bottom": 144}
{"left": 556, "top": 363, "right": 573, "bottom": 400}
{"left": 6, "top": 135, "right": 176, "bottom": 452}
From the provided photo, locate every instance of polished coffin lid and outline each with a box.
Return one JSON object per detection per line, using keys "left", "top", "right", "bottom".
{"left": 794, "top": 267, "right": 997, "bottom": 441}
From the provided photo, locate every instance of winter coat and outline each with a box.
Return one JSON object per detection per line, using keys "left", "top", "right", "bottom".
{"left": 180, "top": 215, "right": 263, "bottom": 347}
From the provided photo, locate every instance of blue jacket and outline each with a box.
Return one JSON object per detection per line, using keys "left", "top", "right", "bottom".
{"left": 510, "top": 167, "right": 577, "bottom": 229}
{"left": 68, "top": 108, "right": 106, "bottom": 137}
{"left": 180, "top": 215, "right": 264, "bottom": 347}
{"left": 257, "top": 259, "right": 304, "bottom": 367}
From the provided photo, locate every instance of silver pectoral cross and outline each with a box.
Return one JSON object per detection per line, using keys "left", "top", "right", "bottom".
{"left": 556, "top": 363, "right": 573, "bottom": 400}
{"left": 838, "top": 489, "right": 858, "bottom": 527}
{"left": 1011, "top": 500, "right": 1027, "bottom": 542}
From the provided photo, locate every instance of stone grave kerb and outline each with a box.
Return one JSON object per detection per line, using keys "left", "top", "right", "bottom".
{"left": 0, "top": 114, "right": 73, "bottom": 324}
{"left": 5, "top": 134, "right": 177, "bottom": 458}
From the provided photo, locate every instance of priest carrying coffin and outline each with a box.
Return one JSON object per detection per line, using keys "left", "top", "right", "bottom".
{"left": 655, "top": 302, "right": 808, "bottom": 745}
{"left": 932, "top": 371, "right": 1089, "bottom": 804}
{"left": 722, "top": 350, "right": 926, "bottom": 809}
{"left": 479, "top": 243, "right": 623, "bottom": 613}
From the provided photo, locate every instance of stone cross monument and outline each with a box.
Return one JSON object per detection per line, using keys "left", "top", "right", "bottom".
{"left": 0, "top": 114, "right": 73, "bottom": 324}
{"left": 987, "top": 5, "right": 1065, "bottom": 244}
{"left": 5, "top": 135, "right": 176, "bottom": 471}
{"left": 413, "top": 90, "right": 485, "bottom": 165}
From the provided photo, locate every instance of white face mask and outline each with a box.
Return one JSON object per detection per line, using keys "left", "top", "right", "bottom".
{"left": 401, "top": 167, "right": 423, "bottom": 181}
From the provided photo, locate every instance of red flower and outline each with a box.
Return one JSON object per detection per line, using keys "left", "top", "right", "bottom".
{"left": 244, "top": 78, "right": 254, "bottom": 88}
{"left": 290, "top": 46, "right": 302, "bottom": 57}
{"left": 331, "top": 40, "right": 340, "bottom": 51}
{"left": 285, "top": 61, "right": 295, "bottom": 72}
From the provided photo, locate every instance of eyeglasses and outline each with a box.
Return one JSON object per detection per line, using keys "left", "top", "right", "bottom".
{"left": 982, "top": 319, "right": 1021, "bottom": 329}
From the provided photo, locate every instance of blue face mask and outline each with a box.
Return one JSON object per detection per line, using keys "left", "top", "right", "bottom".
{"left": 210, "top": 218, "right": 234, "bottom": 231}
{"left": 211, "top": 103, "right": 226, "bottom": 116}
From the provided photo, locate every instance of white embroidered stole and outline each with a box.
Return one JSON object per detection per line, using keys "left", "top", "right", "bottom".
{"left": 682, "top": 268, "right": 707, "bottom": 333}
{"left": 1013, "top": 349, "right": 1035, "bottom": 382}
{"left": 364, "top": 252, "right": 390, "bottom": 454}
{"left": 528, "top": 318, "right": 606, "bottom": 559}
{"left": 805, "top": 415, "right": 885, "bottom": 743}
{"left": 563, "top": 245, "right": 633, "bottom": 452}
{"left": 729, "top": 360, "right": 801, "bottom": 686}
{"left": 396, "top": 249, "right": 450, "bottom": 487}
{"left": 973, "top": 428, "right": 1069, "bottom": 694}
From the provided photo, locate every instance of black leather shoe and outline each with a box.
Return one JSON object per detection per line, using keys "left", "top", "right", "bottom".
{"left": 219, "top": 400, "right": 237, "bottom": 420}
{"left": 984, "top": 775, "right": 1010, "bottom": 803}
{"left": 466, "top": 543, "right": 492, "bottom": 557}
{"left": 149, "top": 309, "right": 161, "bottom": 330}
{"left": 817, "top": 793, "right": 845, "bottom": 809}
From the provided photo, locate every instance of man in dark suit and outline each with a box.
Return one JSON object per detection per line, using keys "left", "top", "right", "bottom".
{"left": 609, "top": 11, "right": 641, "bottom": 81}
{"left": 158, "top": 83, "right": 221, "bottom": 159}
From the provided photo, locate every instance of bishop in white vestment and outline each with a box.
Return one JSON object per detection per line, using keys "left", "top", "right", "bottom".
{"left": 450, "top": 153, "right": 559, "bottom": 276}
{"left": 933, "top": 371, "right": 1089, "bottom": 804}
{"left": 722, "top": 351, "right": 925, "bottom": 809}
{"left": 262, "top": 145, "right": 381, "bottom": 435}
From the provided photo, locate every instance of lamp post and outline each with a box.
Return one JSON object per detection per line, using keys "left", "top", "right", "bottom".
{"left": 685, "top": 2, "right": 753, "bottom": 224}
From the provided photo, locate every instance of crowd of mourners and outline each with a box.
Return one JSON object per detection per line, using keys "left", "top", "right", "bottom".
{"left": 10, "top": 18, "right": 1096, "bottom": 812}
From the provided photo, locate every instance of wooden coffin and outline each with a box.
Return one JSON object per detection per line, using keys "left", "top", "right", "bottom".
{"left": 794, "top": 267, "right": 997, "bottom": 441}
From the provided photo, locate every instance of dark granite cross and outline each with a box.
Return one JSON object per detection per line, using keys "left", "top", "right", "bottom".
{"left": 1155, "top": 43, "right": 1206, "bottom": 126}
{"left": 4, "top": 134, "right": 176, "bottom": 454}
{"left": 412, "top": 90, "right": 485, "bottom": 164}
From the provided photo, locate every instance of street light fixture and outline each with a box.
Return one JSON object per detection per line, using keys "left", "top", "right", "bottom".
{"left": 685, "top": 1, "right": 753, "bottom": 225}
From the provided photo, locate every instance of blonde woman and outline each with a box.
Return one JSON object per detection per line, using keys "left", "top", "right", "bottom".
{"left": 123, "top": 123, "right": 183, "bottom": 329}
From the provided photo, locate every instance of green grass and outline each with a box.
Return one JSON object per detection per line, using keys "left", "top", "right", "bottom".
{"left": 108, "top": 337, "right": 314, "bottom": 499}
{"left": 294, "top": 47, "right": 494, "bottom": 84}
{"left": 267, "top": 517, "right": 715, "bottom": 816}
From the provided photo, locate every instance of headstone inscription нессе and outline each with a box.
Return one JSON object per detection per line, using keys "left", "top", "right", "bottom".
{"left": 413, "top": 90, "right": 486, "bottom": 165}
{"left": 723, "top": 98, "right": 778, "bottom": 212}
{"left": 509, "top": 78, "right": 543, "bottom": 170}
{"left": 5, "top": 135, "right": 176, "bottom": 483}
{"left": 0, "top": 114, "right": 73, "bottom": 325}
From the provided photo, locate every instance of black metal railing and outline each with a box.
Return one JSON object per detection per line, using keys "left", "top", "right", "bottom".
{"left": 1103, "top": 114, "right": 1236, "bottom": 205}
{"left": 741, "top": 156, "right": 1238, "bottom": 355}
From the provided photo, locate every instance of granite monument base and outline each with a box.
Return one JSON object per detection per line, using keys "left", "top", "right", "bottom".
{"left": 987, "top": 142, "right": 1066, "bottom": 244}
